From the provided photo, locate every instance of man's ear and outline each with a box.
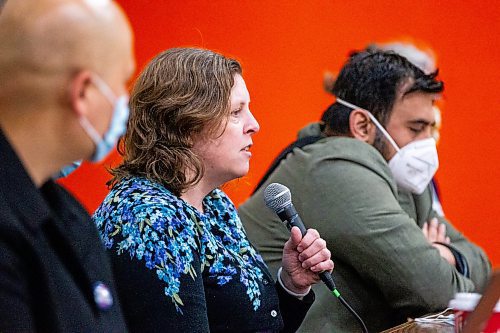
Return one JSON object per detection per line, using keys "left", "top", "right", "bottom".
{"left": 349, "top": 109, "right": 374, "bottom": 143}
{"left": 68, "top": 70, "right": 93, "bottom": 118}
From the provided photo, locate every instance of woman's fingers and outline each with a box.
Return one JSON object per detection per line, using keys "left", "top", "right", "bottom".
{"left": 311, "top": 259, "right": 335, "bottom": 273}
{"left": 300, "top": 247, "right": 331, "bottom": 267}
{"left": 296, "top": 228, "right": 320, "bottom": 252}
{"left": 295, "top": 228, "right": 333, "bottom": 271}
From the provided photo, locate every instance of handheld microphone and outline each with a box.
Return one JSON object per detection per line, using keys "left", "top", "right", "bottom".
{"left": 264, "top": 182, "right": 336, "bottom": 291}
{"left": 264, "top": 182, "right": 368, "bottom": 333}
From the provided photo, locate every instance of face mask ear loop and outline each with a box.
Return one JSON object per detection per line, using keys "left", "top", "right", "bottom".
{"left": 91, "top": 73, "right": 117, "bottom": 106}
{"left": 79, "top": 115, "right": 103, "bottom": 145}
{"left": 336, "top": 98, "right": 400, "bottom": 152}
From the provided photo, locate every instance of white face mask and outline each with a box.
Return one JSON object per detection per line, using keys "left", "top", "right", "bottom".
{"left": 79, "top": 74, "right": 130, "bottom": 162}
{"left": 336, "top": 98, "right": 439, "bottom": 194}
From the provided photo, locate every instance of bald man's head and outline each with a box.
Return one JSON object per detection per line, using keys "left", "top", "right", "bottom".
{"left": 0, "top": 0, "right": 134, "bottom": 109}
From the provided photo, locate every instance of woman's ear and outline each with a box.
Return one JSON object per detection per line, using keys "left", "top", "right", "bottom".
{"left": 349, "top": 109, "right": 374, "bottom": 143}
{"left": 68, "top": 70, "right": 93, "bottom": 118}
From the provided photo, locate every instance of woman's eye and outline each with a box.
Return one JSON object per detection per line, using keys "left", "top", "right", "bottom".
{"left": 229, "top": 109, "right": 242, "bottom": 123}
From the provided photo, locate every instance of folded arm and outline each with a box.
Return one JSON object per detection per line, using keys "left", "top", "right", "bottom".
{"left": 304, "top": 160, "right": 482, "bottom": 314}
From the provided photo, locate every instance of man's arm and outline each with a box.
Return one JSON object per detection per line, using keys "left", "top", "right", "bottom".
{"left": 421, "top": 218, "right": 455, "bottom": 265}
{"left": 406, "top": 187, "right": 492, "bottom": 291}
{"left": 302, "top": 159, "right": 479, "bottom": 314}
{"left": 434, "top": 215, "right": 491, "bottom": 292}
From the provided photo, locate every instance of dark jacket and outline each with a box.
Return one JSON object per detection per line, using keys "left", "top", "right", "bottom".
{"left": 0, "top": 129, "right": 127, "bottom": 332}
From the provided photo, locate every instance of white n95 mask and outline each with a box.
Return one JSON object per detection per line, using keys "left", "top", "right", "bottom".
{"left": 387, "top": 137, "right": 439, "bottom": 194}
{"left": 336, "top": 98, "right": 439, "bottom": 194}
{"left": 79, "top": 74, "right": 130, "bottom": 162}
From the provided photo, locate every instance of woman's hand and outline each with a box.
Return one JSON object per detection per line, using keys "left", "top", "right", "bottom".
{"left": 280, "top": 227, "right": 334, "bottom": 294}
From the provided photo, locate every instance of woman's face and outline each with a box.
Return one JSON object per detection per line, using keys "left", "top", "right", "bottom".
{"left": 193, "top": 74, "right": 260, "bottom": 187}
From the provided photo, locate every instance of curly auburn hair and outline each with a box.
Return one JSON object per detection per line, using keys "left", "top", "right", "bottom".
{"left": 110, "top": 47, "right": 242, "bottom": 196}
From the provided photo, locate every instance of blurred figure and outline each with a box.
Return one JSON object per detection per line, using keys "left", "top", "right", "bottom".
{"left": 373, "top": 40, "right": 437, "bottom": 74}
{"left": 93, "top": 47, "right": 334, "bottom": 332}
{"left": 240, "top": 49, "right": 490, "bottom": 332}
{"left": 0, "top": 0, "right": 135, "bottom": 331}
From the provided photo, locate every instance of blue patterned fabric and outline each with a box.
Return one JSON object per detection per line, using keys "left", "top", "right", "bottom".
{"left": 93, "top": 176, "right": 267, "bottom": 313}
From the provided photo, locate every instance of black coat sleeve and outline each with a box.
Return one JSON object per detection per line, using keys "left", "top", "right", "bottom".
{"left": 276, "top": 282, "right": 315, "bottom": 333}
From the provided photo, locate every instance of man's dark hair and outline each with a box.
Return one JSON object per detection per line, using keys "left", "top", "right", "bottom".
{"left": 324, "top": 49, "right": 444, "bottom": 136}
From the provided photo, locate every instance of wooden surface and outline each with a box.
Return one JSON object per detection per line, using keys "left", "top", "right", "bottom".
{"left": 381, "top": 310, "right": 455, "bottom": 333}
{"left": 380, "top": 320, "right": 454, "bottom": 333}
{"left": 382, "top": 271, "right": 500, "bottom": 332}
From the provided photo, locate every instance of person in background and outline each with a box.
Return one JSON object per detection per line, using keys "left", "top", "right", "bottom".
{"left": 369, "top": 40, "right": 446, "bottom": 216}
{"left": 239, "top": 49, "right": 491, "bottom": 332}
{"left": 0, "top": 0, "right": 135, "bottom": 331}
{"left": 255, "top": 41, "right": 446, "bottom": 220}
{"left": 93, "top": 47, "right": 334, "bottom": 332}
{"left": 325, "top": 40, "right": 446, "bottom": 217}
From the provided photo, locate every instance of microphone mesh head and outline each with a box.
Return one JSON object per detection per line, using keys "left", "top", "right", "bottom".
{"left": 264, "top": 183, "right": 291, "bottom": 212}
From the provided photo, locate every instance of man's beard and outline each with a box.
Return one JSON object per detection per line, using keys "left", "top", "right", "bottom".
{"left": 373, "top": 128, "right": 390, "bottom": 160}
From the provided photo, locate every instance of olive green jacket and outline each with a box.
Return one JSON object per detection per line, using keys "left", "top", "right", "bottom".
{"left": 239, "top": 127, "right": 491, "bottom": 332}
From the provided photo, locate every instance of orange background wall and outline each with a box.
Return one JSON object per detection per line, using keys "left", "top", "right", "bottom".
{"left": 61, "top": 1, "right": 499, "bottom": 267}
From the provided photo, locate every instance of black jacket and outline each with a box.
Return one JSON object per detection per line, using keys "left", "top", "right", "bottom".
{"left": 0, "top": 129, "right": 127, "bottom": 332}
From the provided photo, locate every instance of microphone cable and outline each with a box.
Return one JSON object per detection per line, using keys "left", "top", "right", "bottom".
{"left": 320, "top": 273, "right": 368, "bottom": 333}
{"left": 264, "top": 182, "right": 369, "bottom": 333}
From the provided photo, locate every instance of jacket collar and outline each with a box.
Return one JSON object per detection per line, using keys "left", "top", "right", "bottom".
{"left": 0, "top": 127, "right": 51, "bottom": 231}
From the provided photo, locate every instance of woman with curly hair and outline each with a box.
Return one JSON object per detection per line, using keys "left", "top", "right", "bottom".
{"left": 93, "top": 47, "right": 334, "bottom": 332}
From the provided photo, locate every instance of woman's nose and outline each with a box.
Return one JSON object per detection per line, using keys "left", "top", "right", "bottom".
{"left": 245, "top": 110, "right": 260, "bottom": 134}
